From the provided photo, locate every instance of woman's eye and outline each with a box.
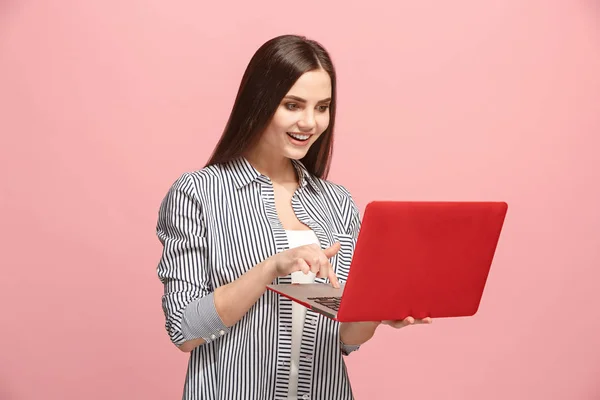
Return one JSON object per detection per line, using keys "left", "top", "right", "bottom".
{"left": 317, "top": 105, "right": 329, "bottom": 112}
{"left": 285, "top": 103, "right": 298, "bottom": 110}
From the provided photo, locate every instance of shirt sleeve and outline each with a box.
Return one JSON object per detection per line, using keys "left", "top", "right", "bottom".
{"left": 340, "top": 341, "right": 361, "bottom": 356}
{"left": 156, "top": 173, "right": 230, "bottom": 346}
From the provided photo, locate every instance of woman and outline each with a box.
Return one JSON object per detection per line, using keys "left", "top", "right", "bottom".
{"left": 156, "top": 34, "right": 431, "bottom": 400}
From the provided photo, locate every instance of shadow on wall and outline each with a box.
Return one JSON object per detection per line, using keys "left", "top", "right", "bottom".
{"left": 0, "top": 377, "right": 14, "bottom": 400}
{"left": 0, "top": 0, "right": 20, "bottom": 32}
{"left": 587, "top": 0, "right": 600, "bottom": 24}
{"left": 0, "top": 0, "right": 18, "bottom": 16}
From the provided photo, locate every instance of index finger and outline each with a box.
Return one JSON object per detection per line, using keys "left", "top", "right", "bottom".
{"left": 327, "top": 263, "right": 340, "bottom": 289}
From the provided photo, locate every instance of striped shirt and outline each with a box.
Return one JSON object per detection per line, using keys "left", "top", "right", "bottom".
{"left": 156, "top": 157, "right": 362, "bottom": 400}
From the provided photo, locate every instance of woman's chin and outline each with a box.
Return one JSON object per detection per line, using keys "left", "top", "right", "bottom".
{"left": 283, "top": 149, "right": 310, "bottom": 160}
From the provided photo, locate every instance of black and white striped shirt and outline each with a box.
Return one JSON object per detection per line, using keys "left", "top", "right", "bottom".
{"left": 156, "top": 157, "right": 362, "bottom": 400}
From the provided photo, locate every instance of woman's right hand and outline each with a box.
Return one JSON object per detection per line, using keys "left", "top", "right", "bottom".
{"left": 266, "top": 242, "right": 342, "bottom": 288}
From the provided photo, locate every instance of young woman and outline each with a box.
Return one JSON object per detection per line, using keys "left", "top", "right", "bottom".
{"left": 156, "top": 34, "right": 431, "bottom": 400}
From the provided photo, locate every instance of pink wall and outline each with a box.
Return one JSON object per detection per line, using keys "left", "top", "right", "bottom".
{"left": 1, "top": 1, "right": 599, "bottom": 399}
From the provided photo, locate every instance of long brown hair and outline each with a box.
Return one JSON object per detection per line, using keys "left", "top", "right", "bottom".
{"left": 205, "top": 34, "right": 337, "bottom": 179}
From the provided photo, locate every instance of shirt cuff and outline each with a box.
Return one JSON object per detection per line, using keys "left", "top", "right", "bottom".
{"left": 181, "top": 292, "right": 230, "bottom": 343}
{"left": 340, "top": 339, "right": 361, "bottom": 356}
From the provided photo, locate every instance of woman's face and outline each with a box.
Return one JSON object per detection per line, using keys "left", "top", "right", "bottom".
{"left": 259, "top": 69, "right": 332, "bottom": 161}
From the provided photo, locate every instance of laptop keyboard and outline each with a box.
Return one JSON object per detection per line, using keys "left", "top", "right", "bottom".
{"left": 307, "top": 296, "right": 342, "bottom": 311}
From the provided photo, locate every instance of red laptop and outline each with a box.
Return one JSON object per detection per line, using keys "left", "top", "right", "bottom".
{"left": 267, "top": 201, "right": 508, "bottom": 322}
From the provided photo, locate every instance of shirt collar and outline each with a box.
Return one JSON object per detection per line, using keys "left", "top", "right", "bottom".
{"left": 228, "top": 157, "right": 321, "bottom": 194}
{"left": 291, "top": 159, "right": 321, "bottom": 193}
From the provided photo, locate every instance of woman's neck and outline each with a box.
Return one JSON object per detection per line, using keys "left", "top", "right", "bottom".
{"left": 244, "top": 148, "right": 298, "bottom": 185}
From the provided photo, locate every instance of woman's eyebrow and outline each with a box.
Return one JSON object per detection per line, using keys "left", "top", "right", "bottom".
{"left": 283, "top": 95, "right": 332, "bottom": 103}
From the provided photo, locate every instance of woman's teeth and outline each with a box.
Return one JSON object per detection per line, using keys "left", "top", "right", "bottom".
{"left": 287, "top": 132, "right": 310, "bottom": 141}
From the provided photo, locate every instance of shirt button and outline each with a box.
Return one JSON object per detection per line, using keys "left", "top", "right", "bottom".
{"left": 302, "top": 395, "right": 310, "bottom": 399}
{"left": 210, "top": 334, "right": 216, "bottom": 340}
{"left": 219, "top": 330, "right": 225, "bottom": 335}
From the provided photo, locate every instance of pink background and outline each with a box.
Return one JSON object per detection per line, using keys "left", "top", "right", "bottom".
{"left": 1, "top": 1, "right": 599, "bottom": 399}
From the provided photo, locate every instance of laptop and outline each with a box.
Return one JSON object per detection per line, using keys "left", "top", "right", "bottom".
{"left": 267, "top": 201, "right": 508, "bottom": 322}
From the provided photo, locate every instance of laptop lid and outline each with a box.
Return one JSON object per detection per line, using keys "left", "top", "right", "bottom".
{"left": 336, "top": 201, "right": 508, "bottom": 322}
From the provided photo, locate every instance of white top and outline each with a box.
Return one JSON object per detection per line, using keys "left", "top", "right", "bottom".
{"left": 285, "top": 229, "right": 319, "bottom": 400}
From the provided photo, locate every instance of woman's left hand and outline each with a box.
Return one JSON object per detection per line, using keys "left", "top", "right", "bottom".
{"left": 381, "top": 316, "right": 433, "bottom": 329}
